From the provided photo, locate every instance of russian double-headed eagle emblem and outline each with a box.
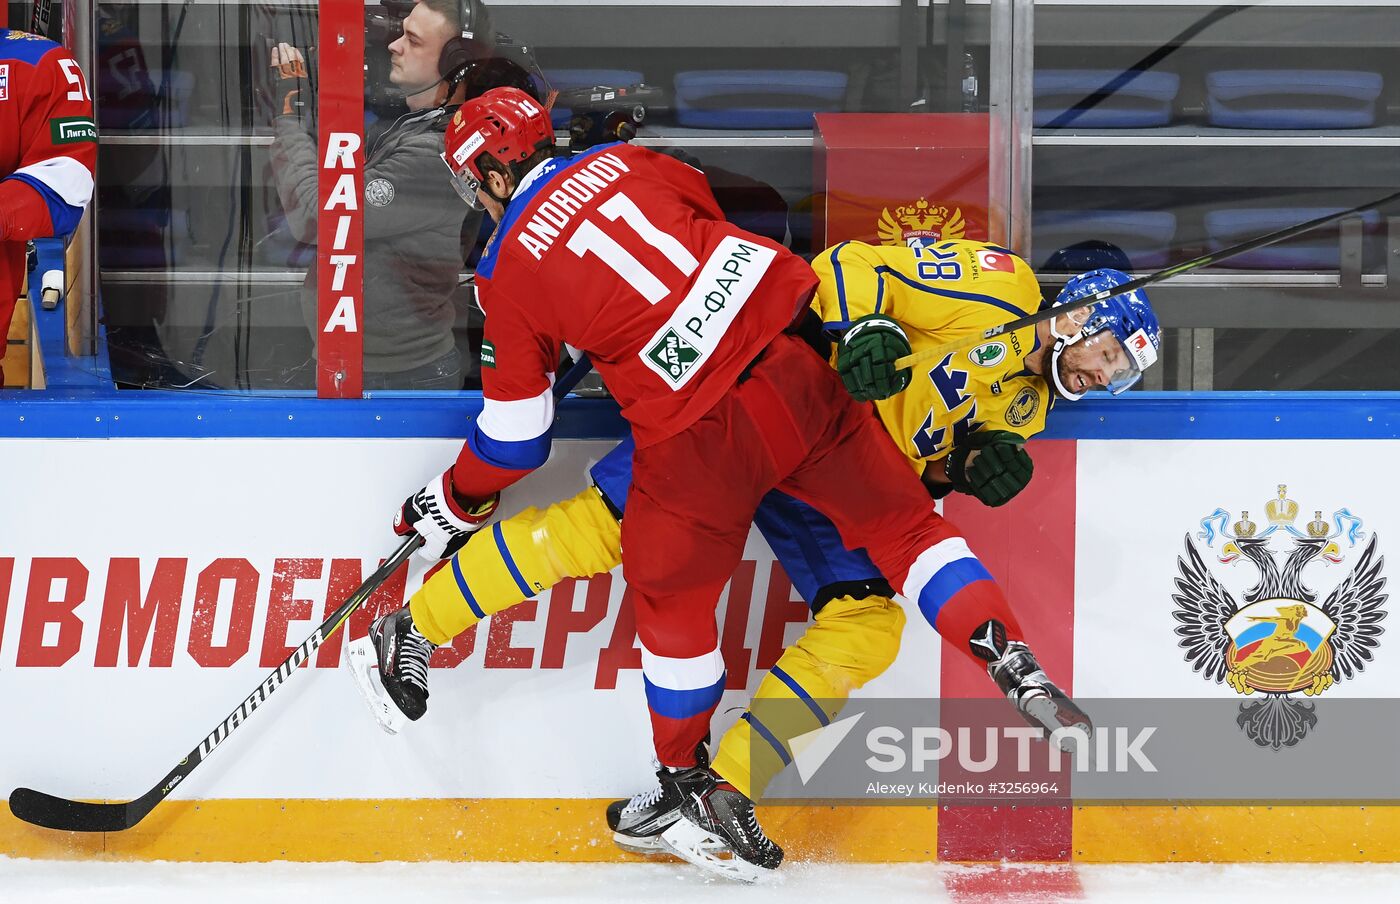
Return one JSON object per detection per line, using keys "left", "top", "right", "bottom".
{"left": 1171, "top": 485, "right": 1387, "bottom": 749}
{"left": 876, "top": 198, "right": 965, "bottom": 247}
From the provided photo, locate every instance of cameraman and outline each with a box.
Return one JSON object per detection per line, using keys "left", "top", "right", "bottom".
{"left": 267, "top": 0, "right": 495, "bottom": 390}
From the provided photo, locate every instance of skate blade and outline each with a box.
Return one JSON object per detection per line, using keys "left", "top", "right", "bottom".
{"left": 614, "top": 832, "right": 668, "bottom": 855}
{"left": 1023, "top": 696, "right": 1094, "bottom": 764}
{"left": 346, "top": 633, "right": 408, "bottom": 735}
{"left": 658, "top": 817, "right": 777, "bottom": 885}
{"left": 613, "top": 830, "right": 726, "bottom": 856}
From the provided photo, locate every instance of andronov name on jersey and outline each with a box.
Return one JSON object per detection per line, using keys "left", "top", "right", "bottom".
{"left": 516, "top": 152, "right": 632, "bottom": 260}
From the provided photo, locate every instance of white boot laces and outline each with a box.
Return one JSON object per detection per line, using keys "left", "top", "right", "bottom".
{"left": 622, "top": 783, "right": 665, "bottom": 815}
{"left": 399, "top": 623, "right": 435, "bottom": 692}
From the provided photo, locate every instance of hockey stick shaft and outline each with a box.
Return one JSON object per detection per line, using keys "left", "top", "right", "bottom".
{"left": 892, "top": 187, "right": 1400, "bottom": 372}
{"left": 555, "top": 353, "right": 593, "bottom": 397}
{"left": 8, "top": 534, "right": 423, "bottom": 832}
{"left": 9, "top": 360, "right": 594, "bottom": 833}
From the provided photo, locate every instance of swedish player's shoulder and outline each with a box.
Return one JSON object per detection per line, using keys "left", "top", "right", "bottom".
{"left": 948, "top": 240, "right": 1028, "bottom": 273}
{"left": 811, "top": 239, "right": 887, "bottom": 279}
{"left": 951, "top": 241, "right": 1040, "bottom": 312}
{"left": 988, "top": 375, "right": 1053, "bottom": 437}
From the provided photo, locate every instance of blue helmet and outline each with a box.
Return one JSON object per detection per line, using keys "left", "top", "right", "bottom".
{"left": 1049, "top": 268, "right": 1162, "bottom": 400}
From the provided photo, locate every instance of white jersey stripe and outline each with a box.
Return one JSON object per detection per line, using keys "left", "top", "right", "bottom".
{"left": 640, "top": 646, "right": 726, "bottom": 691}
{"left": 902, "top": 536, "right": 978, "bottom": 600}
{"left": 15, "top": 156, "right": 94, "bottom": 208}
{"left": 477, "top": 383, "right": 556, "bottom": 443}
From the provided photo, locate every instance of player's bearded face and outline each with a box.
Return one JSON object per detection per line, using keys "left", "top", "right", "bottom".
{"left": 1054, "top": 331, "right": 1135, "bottom": 396}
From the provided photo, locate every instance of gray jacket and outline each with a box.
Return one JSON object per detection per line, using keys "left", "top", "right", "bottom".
{"left": 270, "top": 107, "right": 480, "bottom": 375}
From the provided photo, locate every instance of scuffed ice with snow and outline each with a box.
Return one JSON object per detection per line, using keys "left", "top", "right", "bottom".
{"left": 2, "top": 859, "right": 1400, "bottom": 903}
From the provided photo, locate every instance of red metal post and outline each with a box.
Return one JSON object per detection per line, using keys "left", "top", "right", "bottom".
{"left": 315, "top": 1, "right": 365, "bottom": 398}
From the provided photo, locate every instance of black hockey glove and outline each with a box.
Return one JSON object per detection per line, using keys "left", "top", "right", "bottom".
{"left": 945, "top": 430, "right": 1033, "bottom": 508}
{"left": 836, "top": 314, "right": 912, "bottom": 402}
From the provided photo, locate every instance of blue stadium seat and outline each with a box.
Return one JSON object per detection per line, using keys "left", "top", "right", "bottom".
{"left": 1206, "top": 70, "right": 1383, "bottom": 129}
{"left": 1034, "top": 70, "right": 1180, "bottom": 128}
{"left": 673, "top": 70, "right": 846, "bottom": 129}
{"left": 1204, "top": 207, "right": 1382, "bottom": 269}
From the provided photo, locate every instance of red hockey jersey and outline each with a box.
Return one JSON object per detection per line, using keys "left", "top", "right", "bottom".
{"left": 1, "top": 28, "right": 96, "bottom": 364}
{"left": 453, "top": 142, "right": 816, "bottom": 497}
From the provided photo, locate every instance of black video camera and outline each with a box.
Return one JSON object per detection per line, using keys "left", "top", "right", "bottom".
{"left": 557, "top": 83, "right": 667, "bottom": 151}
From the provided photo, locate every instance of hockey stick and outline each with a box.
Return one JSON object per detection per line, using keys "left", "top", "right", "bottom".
{"left": 11, "top": 352, "right": 597, "bottom": 833}
{"left": 892, "top": 187, "right": 1400, "bottom": 373}
{"left": 7, "top": 534, "right": 423, "bottom": 832}
{"left": 555, "top": 353, "right": 593, "bottom": 397}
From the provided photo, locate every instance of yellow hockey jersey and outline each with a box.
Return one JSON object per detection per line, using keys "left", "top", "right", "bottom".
{"left": 810, "top": 239, "right": 1053, "bottom": 477}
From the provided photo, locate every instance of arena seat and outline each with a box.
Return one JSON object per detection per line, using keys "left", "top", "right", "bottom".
{"left": 1204, "top": 207, "right": 1382, "bottom": 269}
{"left": 1205, "top": 70, "right": 1383, "bottom": 129}
{"left": 673, "top": 70, "right": 847, "bottom": 129}
{"left": 1034, "top": 69, "right": 1180, "bottom": 128}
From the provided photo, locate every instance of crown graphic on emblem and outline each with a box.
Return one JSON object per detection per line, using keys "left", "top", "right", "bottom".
{"left": 1233, "top": 511, "right": 1257, "bottom": 538}
{"left": 876, "top": 197, "right": 966, "bottom": 247}
{"left": 1266, "top": 484, "right": 1300, "bottom": 527}
{"left": 896, "top": 198, "right": 948, "bottom": 232}
{"left": 1308, "top": 510, "right": 1330, "bottom": 539}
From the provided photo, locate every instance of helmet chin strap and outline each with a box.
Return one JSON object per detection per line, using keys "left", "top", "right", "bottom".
{"left": 1049, "top": 308, "right": 1086, "bottom": 344}
{"left": 1049, "top": 336, "right": 1086, "bottom": 402}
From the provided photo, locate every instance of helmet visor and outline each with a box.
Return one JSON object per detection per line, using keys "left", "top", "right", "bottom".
{"left": 1103, "top": 343, "right": 1145, "bottom": 395}
{"left": 1109, "top": 326, "right": 1159, "bottom": 394}
{"left": 440, "top": 152, "right": 485, "bottom": 211}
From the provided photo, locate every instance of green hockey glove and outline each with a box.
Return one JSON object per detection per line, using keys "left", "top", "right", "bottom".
{"left": 836, "top": 314, "right": 912, "bottom": 402}
{"left": 945, "top": 430, "right": 1033, "bottom": 507}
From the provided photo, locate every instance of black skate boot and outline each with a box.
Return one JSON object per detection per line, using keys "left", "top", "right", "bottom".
{"left": 971, "top": 619, "right": 1093, "bottom": 757}
{"left": 346, "top": 606, "right": 437, "bottom": 734}
{"left": 659, "top": 769, "right": 783, "bottom": 884}
{"left": 606, "top": 740, "right": 714, "bottom": 854}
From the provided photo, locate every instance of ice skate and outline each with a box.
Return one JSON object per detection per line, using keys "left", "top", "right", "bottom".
{"left": 346, "top": 607, "right": 437, "bottom": 735}
{"left": 973, "top": 620, "right": 1094, "bottom": 758}
{"left": 659, "top": 769, "right": 783, "bottom": 884}
{"left": 606, "top": 741, "right": 719, "bottom": 854}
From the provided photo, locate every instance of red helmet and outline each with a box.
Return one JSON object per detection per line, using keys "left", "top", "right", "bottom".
{"left": 442, "top": 86, "right": 552, "bottom": 206}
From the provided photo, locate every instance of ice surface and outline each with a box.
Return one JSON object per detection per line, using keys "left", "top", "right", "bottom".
{"left": 2, "top": 858, "right": 1398, "bottom": 904}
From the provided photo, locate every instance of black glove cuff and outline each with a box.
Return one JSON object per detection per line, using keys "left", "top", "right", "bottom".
{"left": 925, "top": 478, "right": 956, "bottom": 501}
{"left": 944, "top": 448, "right": 973, "bottom": 494}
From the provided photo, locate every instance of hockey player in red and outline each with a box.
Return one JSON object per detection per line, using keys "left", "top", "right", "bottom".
{"left": 0, "top": 28, "right": 96, "bottom": 385}
{"left": 386, "top": 86, "right": 1071, "bottom": 880}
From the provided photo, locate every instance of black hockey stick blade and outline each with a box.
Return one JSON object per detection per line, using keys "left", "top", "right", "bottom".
{"left": 8, "top": 534, "right": 423, "bottom": 832}
{"left": 7, "top": 789, "right": 139, "bottom": 833}
{"left": 894, "top": 186, "right": 1400, "bottom": 371}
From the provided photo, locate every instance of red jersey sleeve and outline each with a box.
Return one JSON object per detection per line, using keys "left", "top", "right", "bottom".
{"left": 450, "top": 280, "right": 562, "bottom": 499}
{"left": 0, "top": 38, "right": 96, "bottom": 241}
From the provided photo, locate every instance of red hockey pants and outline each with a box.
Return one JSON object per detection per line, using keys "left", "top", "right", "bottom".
{"left": 621, "top": 333, "right": 1022, "bottom": 767}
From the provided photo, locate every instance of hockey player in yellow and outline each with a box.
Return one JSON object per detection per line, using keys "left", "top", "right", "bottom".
{"left": 351, "top": 240, "right": 1161, "bottom": 878}
{"left": 814, "top": 239, "right": 1051, "bottom": 487}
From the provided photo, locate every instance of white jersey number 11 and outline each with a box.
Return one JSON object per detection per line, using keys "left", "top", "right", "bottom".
{"left": 566, "top": 193, "right": 699, "bottom": 304}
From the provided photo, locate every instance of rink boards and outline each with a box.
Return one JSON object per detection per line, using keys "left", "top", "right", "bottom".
{"left": 3, "top": 393, "right": 1400, "bottom": 862}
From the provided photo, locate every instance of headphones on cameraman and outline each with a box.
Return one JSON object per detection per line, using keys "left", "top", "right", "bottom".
{"left": 438, "top": 0, "right": 494, "bottom": 86}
